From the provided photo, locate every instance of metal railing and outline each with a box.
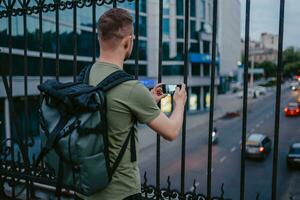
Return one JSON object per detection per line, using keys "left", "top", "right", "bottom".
{"left": 0, "top": 0, "right": 286, "bottom": 199}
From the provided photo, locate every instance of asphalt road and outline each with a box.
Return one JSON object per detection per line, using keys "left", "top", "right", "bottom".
{"left": 139, "top": 87, "right": 300, "bottom": 200}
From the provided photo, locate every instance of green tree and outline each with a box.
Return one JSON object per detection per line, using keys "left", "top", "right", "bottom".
{"left": 256, "top": 60, "right": 276, "bottom": 78}
{"left": 283, "top": 62, "right": 300, "bottom": 77}
{"left": 283, "top": 47, "right": 300, "bottom": 77}
{"left": 283, "top": 47, "right": 300, "bottom": 65}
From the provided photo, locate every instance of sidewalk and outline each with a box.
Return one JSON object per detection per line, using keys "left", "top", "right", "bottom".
{"left": 139, "top": 92, "right": 243, "bottom": 150}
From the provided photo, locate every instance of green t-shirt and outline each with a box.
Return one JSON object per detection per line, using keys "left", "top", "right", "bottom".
{"left": 78, "top": 61, "right": 160, "bottom": 200}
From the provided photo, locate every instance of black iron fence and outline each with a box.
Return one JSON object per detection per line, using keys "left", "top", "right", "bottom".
{"left": 0, "top": 0, "right": 287, "bottom": 199}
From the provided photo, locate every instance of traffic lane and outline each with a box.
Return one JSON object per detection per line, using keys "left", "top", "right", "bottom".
{"left": 277, "top": 111, "right": 300, "bottom": 199}
{"left": 211, "top": 89, "right": 299, "bottom": 200}
{"left": 139, "top": 88, "right": 295, "bottom": 194}
{"left": 189, "top": 88, "right": 295, "bottom": 198}
{"left": 139, "top": 104, "right": 274, "bottom": 193}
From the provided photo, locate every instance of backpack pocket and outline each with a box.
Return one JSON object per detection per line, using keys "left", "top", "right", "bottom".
{"left": 76, "top": 152, "right": 109, "bottom": 196}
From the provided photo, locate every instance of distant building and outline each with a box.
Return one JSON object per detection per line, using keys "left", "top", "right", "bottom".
{"left": 218, "top": 0, "right": 241, "bottom": 93}
{"left": 241, "top": 33, "right": 278, "bottom": 63}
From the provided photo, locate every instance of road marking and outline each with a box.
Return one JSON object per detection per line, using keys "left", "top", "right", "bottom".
{"left": 260, "top": 120, "right": 264, "bottom": 125}
{"left": 220, "top": 156, "right": 227, "bottom": 163}
{"left": 231, "top": 146, "right": 236, "bottom": 152}
{"left": 256, "top": 124, "right": 260, "bottom": 128}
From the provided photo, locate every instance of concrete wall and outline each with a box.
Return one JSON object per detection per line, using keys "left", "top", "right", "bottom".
{"left": 218, "top": 0, "right": 241, "bottom": 76}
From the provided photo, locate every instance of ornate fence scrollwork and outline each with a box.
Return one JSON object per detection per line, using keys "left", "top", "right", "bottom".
{"left": 141, "top": 172, "right": 226, "bottom": 200}
{"left": 0, "top": 0, "right": 135, "bottom": 19}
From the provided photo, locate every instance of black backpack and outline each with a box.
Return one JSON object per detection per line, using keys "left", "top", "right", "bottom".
{"left": 36, "top": 65, "right": 136, "bottom": 196}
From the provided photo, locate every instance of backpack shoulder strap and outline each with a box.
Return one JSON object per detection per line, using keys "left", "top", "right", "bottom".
{"left": 110, "top": 122, "right": 136, "bottom": 176}
{"left": 95, "top": 70, "right": 135, "bottom": 92}
{"left": 77, "top": 64, "right": 93, "bottom": 84}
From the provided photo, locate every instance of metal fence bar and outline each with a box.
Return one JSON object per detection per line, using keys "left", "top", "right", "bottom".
{"left": 240, "top": 0, "right": 250, "bottom": 200}
{"left": 39, "top": 0, "right": 44, "bottom": 88}
{"left": 38, "top": 0, "right": 45, "bottom": 189}
{"left": 113, "top": 0, "right": 117, "bottom": 8}
{"left": 22, "top": 0, "right": 30, "bottom": 198}
{"left": 134, "top": 0, "right": 139, "bottom": 79}
{"left": 55, "top": 0, "right": 60, "bottom": 80}
{"left": 8, "top": 0, "right": 16, "bottom": 197}
{"left": 73, "top": 0, "right": 77, "bottom": 81}
{"left": 181, "top": 0, "right": 189, "bottom": 196}
{"left": 156, "top": 0, "right": 163, "bottom": 199}
{"left": 207, "top": 0, "right": 218, "bottom": 199}
{"left": 271, "top": 0, "right": 285, "bottom": 199}
{"left": 92, "top": 0, "right": 96, "bottom": 62}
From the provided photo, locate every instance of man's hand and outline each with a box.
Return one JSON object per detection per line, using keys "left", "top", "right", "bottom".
{"left": 151, "top": 83, "right": 167, "bottom": 103}
{"left": 173, "top": 83, "right": 187, "bottom": 109}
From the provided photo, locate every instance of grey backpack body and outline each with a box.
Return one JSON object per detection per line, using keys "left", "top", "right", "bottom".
{"left": 36, "top": 65, "right": 136, "bottom": 196}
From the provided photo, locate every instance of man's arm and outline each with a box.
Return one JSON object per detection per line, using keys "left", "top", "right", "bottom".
{"left": 148, "top": 84, "right": 187, "bottom": 141}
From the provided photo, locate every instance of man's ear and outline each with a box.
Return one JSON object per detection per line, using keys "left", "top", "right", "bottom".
{"left": 123, "top": 35, "right": 131, "bottom": 50}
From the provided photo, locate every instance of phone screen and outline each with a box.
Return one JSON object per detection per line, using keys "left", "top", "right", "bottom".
{"left": 162, "top": 84, "right": 181, "bottom": 95}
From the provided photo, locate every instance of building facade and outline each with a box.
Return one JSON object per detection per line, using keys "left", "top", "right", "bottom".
{"left": 218, "top": 0, "right": 241, "bottom": 93}
{"left": 241, "top": 33, "right": 278, "bottom": 64}
{"left": 0, "top": 0, "right": 241, "bottom": 142}
{"left": 145, "top": 0, "right": 221, "bottom": 112}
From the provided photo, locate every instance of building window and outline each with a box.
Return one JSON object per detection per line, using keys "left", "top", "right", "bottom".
{"left": 203, "top": 63, "right": 210, "bottom": 76}
{"left": 176, "top": 42, "right": 184, "bottom": 60}
{"left": 203, "top": 86, "right": 210, "bottom": 109}
{"left": 140, "top": 0, "right": 147, "bottom": 13}
{"left": 200, "top": 0, "right": 206, "bottom": 19}
{"left": 190, "top": 0, "right": 196, "bottom": 17}
{"left": 208, "top": 2, "right": 212, "bottom": 23}
{"left": 203, "top": 40, "right": 210, "bottom": 54}
{"left": 163, "top": 42, "right": 170, "bottom": 60}
{"left": 190, "top": 20, "right": 197, "bottom": 39}
{"left": 163, "top": 0, "right": 170, "bottom": 15}
{"left": 139, "top": 16, "right": 147, "bottom": 37}
{"left": 191, "top": 63, "right": 201, "bottom": 76}
{"left": 177, "top": 19, "right": 184, "bottom": 39}
{"left": 162, "top": 65, "right": 183, "bottom": 75}
{"left": 190, "top": 87, "right": 201, "bottom": 110}
{"left": 176, "top": 0, "right": 184, "bottom": 15}
{"left": 163, "top": 18, "right": 170, "bottom": 38}
{"left": 190, "top": 42, "right": 200, "bottom": 52}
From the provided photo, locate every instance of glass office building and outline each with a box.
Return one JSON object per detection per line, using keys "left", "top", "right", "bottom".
{"left": 0, "top": 0, "right": 221, "bottom": 142}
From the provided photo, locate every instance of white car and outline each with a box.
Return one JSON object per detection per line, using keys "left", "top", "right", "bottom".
{"left": 236, "top": 89, "right": 256, "bottom": 98}
{"left": 253, "top": 86, "right": 267, "bottom": 95}
{"left": 212, "top": 128, "right": 219, "bottom": 144}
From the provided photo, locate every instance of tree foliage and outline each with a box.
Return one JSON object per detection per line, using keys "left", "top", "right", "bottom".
{"left": 255, "top": 60, "right": 276, "bottom": 78}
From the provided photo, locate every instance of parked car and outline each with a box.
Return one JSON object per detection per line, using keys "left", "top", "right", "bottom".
{"left": 246, "top": 133, "right": 272, "bottom": 160}
{"left": 286, "top": 143, "right": 300, "bottom": 169}
{"left": 284, "top": 102, "right": 300, "bottom": 117}
{"left": 253, "top": 86, "right": 267, "bottom": 96}
{"left": 236, "top": 89, "right": 257, "bottom": 99}
{"left": 290, "top": 82, "right": 299, "bottom": 91}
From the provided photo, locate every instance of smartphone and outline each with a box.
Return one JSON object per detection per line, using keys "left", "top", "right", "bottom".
{"left": 161, "top": 84, "right": 182, "bottom": 95}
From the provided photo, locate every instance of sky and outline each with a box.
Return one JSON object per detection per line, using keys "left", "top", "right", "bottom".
{"left": 240, "top": 0, "right": 300, "bottom": 48}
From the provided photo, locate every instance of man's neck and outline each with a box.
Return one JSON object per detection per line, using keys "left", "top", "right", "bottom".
{"left": 98, "top": 54, "right": 124, "bottom": 69}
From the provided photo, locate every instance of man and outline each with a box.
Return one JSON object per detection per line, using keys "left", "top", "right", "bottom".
{"left": 77, "top": 8, "right": 186, "bottom": 200}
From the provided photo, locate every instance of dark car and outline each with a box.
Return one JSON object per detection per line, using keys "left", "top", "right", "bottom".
{"left": 284, "top": 102, "right": 300, "bottom": 117}
{"left": 286, "top": 143, "right": 300, "bottom": 169}
{"left": 246, "top": 133, "right": 272, "bottom": 160}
